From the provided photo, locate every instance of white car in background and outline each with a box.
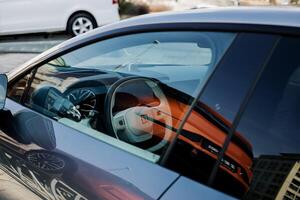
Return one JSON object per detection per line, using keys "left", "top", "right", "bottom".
{"left": 0, "top": 0, "right": 120, "bottom": 36}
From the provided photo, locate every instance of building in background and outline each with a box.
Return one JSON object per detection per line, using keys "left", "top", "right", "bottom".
{"left": 276, "top": 160, "right": 300, "bottom": 200}
{"left": 245, "top": 154, "right": 300, "bottom": 200}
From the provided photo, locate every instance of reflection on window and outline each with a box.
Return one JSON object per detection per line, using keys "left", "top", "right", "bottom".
{"left": 8, "top": 73, "right": 31, "bottom": 103}
{"left": 165, "top": 33, "right": 278, "bottom": 198}
{"left": 232, "top": 37, "right": 300, "bottom": 200}
{"left": 167, "top": 101, "right": 254, "bottom": 198}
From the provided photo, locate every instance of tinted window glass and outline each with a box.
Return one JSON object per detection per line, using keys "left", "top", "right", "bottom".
{"left": 200, "top": 33, "right": 278, "bottom": 122}
{"left": 223, "top": 36, "right": 300, "bottom": 200}
{"left": 8, "top": 32, "right": 235, "bottom": 165}
{"left": 164, "top": 33, "right": 278, "bottom": 195}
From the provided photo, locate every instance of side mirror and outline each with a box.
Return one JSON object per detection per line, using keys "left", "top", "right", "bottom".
{"left": 0, "top": 74, "right": 8, "bottom": 110}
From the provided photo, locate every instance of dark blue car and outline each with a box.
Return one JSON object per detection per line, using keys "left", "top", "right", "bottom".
{"left": 0, "top": 7, "right": 299, "bottom": 200}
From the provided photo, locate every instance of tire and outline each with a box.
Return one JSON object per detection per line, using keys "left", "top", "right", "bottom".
{"left": 67, "top": 13, "right": 97, "bottom": 36}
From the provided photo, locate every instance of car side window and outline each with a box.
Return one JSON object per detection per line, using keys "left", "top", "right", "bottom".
{"left": 202, "top": 35, "right": 300, "bottom": 200}
{"left": 7, "top": 31, "right": 235, "bottom": 172}
{"left": 233, "top": 36, "right": 300, "bottom": 200}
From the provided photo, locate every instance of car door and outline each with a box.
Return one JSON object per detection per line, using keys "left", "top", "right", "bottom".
{"left": 1, "top": 29, "right": 276, "bottom": 200}
{"left": 2, "top": 30, "right": 236, "bottom": 200}
{"left": 0, "top": 98, "right": 178, "bottom": 200}
{"left": 0, "top": 0, "right": 64, "bottom": 35}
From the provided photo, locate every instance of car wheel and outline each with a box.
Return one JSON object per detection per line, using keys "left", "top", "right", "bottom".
{"left": 67, "top": 13, "right": 97, "bottom": 36}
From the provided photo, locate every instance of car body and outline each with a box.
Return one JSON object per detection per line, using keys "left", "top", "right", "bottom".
{"left": 0, "top": 7, "right": 300, "bottom": 200}
{"left": 0, "top": 0, "right": 120, "bottom": 36}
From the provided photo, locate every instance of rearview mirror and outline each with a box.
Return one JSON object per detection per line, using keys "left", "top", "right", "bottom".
{"left": 0, "top": 74, "right": 8, "bottom": 110}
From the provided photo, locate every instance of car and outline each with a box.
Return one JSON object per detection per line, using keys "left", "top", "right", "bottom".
{"left": 0, "top": 0, "right": 120, "bottom": 36}
{"left": 0, "top": 7, "right": 299, "bottom": 200}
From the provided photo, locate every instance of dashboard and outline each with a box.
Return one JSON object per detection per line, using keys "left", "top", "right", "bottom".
{"left": 57, "top": 69, "right": 159, "bottom": 132}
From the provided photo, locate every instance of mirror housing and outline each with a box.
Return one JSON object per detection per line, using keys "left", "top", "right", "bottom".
{"left": 0, "top": 74, "right": 8, "bottom": 110}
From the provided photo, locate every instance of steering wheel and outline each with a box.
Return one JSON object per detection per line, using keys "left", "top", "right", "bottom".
{"left": 104, "top": 77, "right": 173, "bottom": 152}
